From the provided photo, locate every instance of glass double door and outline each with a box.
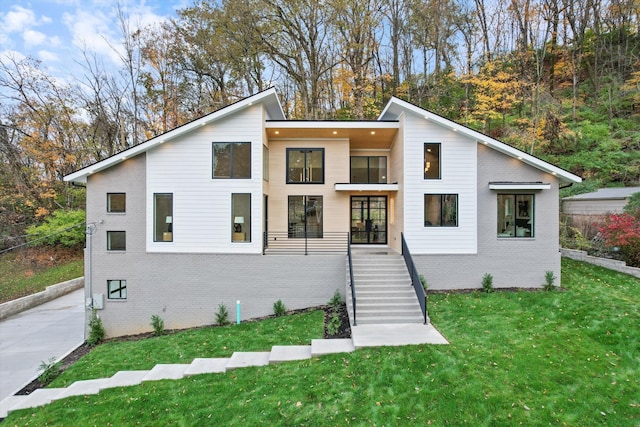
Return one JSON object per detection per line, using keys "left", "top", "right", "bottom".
{"left": 351, "top": 196, "right": 387, "bottom": 244}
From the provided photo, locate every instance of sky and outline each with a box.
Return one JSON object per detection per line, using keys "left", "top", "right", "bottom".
{"left": 0, "top": 0, "right": 187, "bottom": 80}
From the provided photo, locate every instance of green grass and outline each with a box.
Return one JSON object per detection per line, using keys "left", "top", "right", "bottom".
{"left": 5, "top": 259, "right": 640, "bottom": 425}
{"left": 0, "top": 250, "right": 83, "bottom": 303}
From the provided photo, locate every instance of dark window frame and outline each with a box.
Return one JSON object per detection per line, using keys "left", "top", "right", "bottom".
{"left": 107, "top": 279, "right": 127, "bottom": 300}
{"left": 350, "top": 156, "right": 388, "bottom": 184}
{"left": 153, "top": 193, "right": 173, "bottom": 242}
{"left": 107, "top": 231, "right": 126, "bottom": 251}
{"left": 288, "top": 195, "right": 323, "bottom": 238}
{"left": 424, "top": 194, "right": 458, "bottom": 227}
{"left": 286, "top": 148, "right": 325, "bottom": 184}
{"left": 424, "top": 143, "right": 441, "bottom": 180}
{"left": 107, "top": 193, "right": 126, "bottom": 213}
{"left": 497, "top": 194, "right": 535, "bottom": 238}
{"left": 231, "top": 193, "right": 251, "bottom": 243}
{"left": 212, "top": 142, "right": 252, "bottom": 179}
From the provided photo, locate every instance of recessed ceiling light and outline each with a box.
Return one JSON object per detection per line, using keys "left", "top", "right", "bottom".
{"left": 275, "top": 131, "right": 280, "bottom": 135}
{"left": 371, "top": 131, "right": 375, "bottom": 135}
{"left": 333, "top": 131, "right": 337, "bottom": 135}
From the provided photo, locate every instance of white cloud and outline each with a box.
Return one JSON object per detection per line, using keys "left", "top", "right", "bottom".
{"left": 50, "top": 36, "right": 63, "bottom": 48}
{"left": 0, "top": 50, "right": 26, "bottom": 63}
{"left": 23, "top": 30, "right": 47, "bottom": 47}
{"left": 38, "top": 50, "right": 60, "bottom": 62}
{"left": 2, "top": 6, "right": 37, "bottom": 33}
{"left": 63, "top": 9, "right": 122, "bottom": 65}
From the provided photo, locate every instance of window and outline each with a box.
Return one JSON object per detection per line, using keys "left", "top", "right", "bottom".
{"left": 107, "top": 231, "right": 126, "bottom": 251}
{"left": 263, "top": 145, "right": 269, "bottom": 181}
{"left": 424, "top": 194, "right": 458, "bottom": 226}
{"left": 107, "top": 280, "right": 127, "bottom": 300}
{"left": 287, "top": 149, "right": 324, "bottom": 183}
{"left": 424, "top": 143, "right": 441, "bottom": 179}
{"left": 212, "top": 142, "right": 251, "bottom": 178}
{"left": 497, "top": 194, "right": 534, "bottom": 237}
{"left": 350, "top": 156, "right": 387, "bottom": 184}
{"left": 288, "top": 196, "right": 323, "bottom": 238}
{"left": 232, "top": 193, "right": 251, "bottom": 242}
{"left": 107, "top": 193, "right": 126, "bottom": 213}
{"left": 154, "top": 193, "right": 173, "bottom": 242}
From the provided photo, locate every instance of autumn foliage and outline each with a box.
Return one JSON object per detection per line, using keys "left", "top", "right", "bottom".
{"left": 598, "top": 213, "right": 640, "bottom": 267}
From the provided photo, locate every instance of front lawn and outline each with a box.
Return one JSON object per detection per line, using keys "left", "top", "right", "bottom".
{"left": 5, "top": 259, "right": 639, "bottom": 425}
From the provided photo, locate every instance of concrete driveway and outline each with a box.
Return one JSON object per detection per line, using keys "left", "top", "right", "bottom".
{"left": 0, "top": 289, "right": 85, "bottom": 401}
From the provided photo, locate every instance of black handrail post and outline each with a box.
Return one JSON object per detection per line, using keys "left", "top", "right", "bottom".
{"left": 347, "top": 233, "right": 356, "bottom": 326}
{"left": 401, "top": 233, "right": 429, "bottom": 324}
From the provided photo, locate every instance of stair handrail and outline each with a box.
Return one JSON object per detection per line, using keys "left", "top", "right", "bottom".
{"left": 347, "top": 234, "right": 357, "bottom": 326}
{"left": 401, "top": 233, "right": 429, "bottom": 324}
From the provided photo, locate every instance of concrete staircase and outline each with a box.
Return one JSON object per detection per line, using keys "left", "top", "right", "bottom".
{"left": 349, "top": 249, "right": 424, "bottom": 325}
{"left": 0, "top": 339, "right": 355, "bottom": 419}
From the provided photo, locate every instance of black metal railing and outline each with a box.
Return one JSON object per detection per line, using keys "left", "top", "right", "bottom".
{"left": 263, "top": 231, "right": 349, "bottom": 255}
{"left": 401, "top": 233, "right": 429, "bottom": 324}
{"left": 347, "top": 234, "right": 357, "bottom": 326}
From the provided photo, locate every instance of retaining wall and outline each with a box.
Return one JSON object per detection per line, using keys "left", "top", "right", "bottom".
{"left": 0, "top": 277, "right": 84, "bottom": 320}
{"left": 561, "top": 249, "right": 640, "bottom": 279}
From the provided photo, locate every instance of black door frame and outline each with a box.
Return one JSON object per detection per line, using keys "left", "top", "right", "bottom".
{"left": 350, "top": 195, "right": 387, "bottom": 244}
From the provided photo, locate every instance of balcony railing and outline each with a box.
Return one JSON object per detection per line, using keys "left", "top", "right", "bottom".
{"left": 263, "top": 231, "right": 349, "bottom": 255}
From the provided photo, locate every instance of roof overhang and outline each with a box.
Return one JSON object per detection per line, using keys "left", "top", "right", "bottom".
{"left": 489, "top": 182, "right": 551, "bottom": 190}
{"left": 266, "top": 121, "right": 399, "bottom": 150}
{"left": 334, "top": 183, "right": 399, "bottom": 192}
{"left": 65, "top": 88, "right": 284, "bottom": 183}
{"left": 380, "top": 97, "right": 582, "bottom": 185}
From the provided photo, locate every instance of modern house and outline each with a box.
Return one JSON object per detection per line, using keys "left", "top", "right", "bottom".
{"left": 65, "top": 88, "right": 581, "bottom": 337}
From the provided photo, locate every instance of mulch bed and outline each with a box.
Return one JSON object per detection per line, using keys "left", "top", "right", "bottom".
{"left": 15, "top": 304, "right": 351, "bottom": 396}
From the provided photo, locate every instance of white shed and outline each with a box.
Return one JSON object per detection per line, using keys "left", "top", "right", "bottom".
{"left": 562, "top": 187, "right": 640, "bottom": 216}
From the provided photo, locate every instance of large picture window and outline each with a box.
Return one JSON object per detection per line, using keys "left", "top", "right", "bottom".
{"left": 288, "top": 196, "right": 323, "bottom": 238}
{"left": 154, "top": 193, "right": 173, "bottom": 242}
{"left": 107, "top": 231, "right": 126, "bottom": 251}
{"left": 287, "top": 149, "right": 324, "bottom": 183}
{"left": 424, "top": 143, "right": 441, "bottom": 179}
{"left": 232, "top": 193, "right": 251, "bottom": 242}
{"left": 497, "top": 194, "right": 534, "bottom": 237}
{"left": 107, "top": 280, "right": 127, "bottom": 300}
{"left": 424, "top": 194, "right": 458, "bottom": 227}
{"left": 107, "top": 193, "right": 126, "bottom": 213}
{"left": 350, "top": 156, "right": 387, "bottom": 184}
{"left": 212, "top": 142, "right": 251, "bottom": 179}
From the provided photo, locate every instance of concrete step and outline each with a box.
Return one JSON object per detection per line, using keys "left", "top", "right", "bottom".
{"left": 310, "top": 339, "right": 355, "bottom": 356}
{"left": 142, "top": 364, "right": 189, "bottom": 382}
{"left": 57, "top": 378, "right": 111, "bottom": 399}
{"left": 356, "top": 289, "right": 416, "bottom": 297}
{"left": 226, "top": 352, "right": 271, "bottom": 370}
{"left": 101, "top": 370, "right": 150, "bottom": 389}
{"left": 184, "top": 358, "right": 229, "bottom": 376}
{"left": 269, "top": 346, "right": 312, "bottom": 363}
{"left": 5, "top": 388, "right": 65, "bottom": 414}
{"left": 357, "top": 302, "right": 421, "bottom": 310}
{"left": 356, "top": 315, "right": 424, "bottom": 325}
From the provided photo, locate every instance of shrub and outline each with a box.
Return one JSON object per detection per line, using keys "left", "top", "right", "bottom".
{"left": 26, "top": 209, "right": 85, "bottom": 247}
{"left": 328, "top": 290, "right": 343, "bottom": 312}
{"left": 215, "top": 303, "right": 230, "bottom": 326}
{"left": 273, "top": 299, "right": 286, "bottom": 317}
{"left": 326, "top": 313, "right": 341, "bottom": 336}
{"left": 598, "top": 212, "right": 640, "bottom": 267}
{"left": 38, "top": 357, "right": 61, "bottom": 385}
{"left": 86, "top": 309, "right": 105, "bottom": 346}
{"left": 543, "top": 271, "right": 557, "bottom": 291}
{"left": 151, "top": 314, "right": 165, "bottom": 336}
{"left": 419, "top": 274, "right": 428, "bottom": 291}
{"left": 481, "top": 273, "right": 494, "bottom": 293}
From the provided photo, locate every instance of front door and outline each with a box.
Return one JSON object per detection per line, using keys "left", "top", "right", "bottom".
{"left": 351, "top": 196, "right": 387, "bottom": 244}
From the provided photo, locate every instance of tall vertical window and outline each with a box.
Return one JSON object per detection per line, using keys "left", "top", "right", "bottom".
{"left": 424, "top": 194, "right": 458, "bottom": 226}
{"left": 497, "top": 194, "right": 534, "bottom": 237}
{"left": 232, "top": 193, "right": 251, "bottom": 242}
{"left": 263, "top": 145, "right": 269, "bottom": 181}
{"left": 288, "top": 196, "right": 323, "bottom": 238}
{"left": 107, "top": 231, "right": 126, "bottom": 250}
{"left": 107, "top": 280, "right": 127, "bottom": 300}
{"left": 154, "top": 193, "right": 173, "bottom": 242}
{"left": 350, "top": 156, "right": 387, "bottom": 184}
{"left": 424, "top": 143, "right": 441, "bottom": 179}
{"left": 107, "top": 193, "right": 126, "bottom": 213}
{"left": 287, "top": 149, "right": 324, "bottom": 183}
{"left": 212, "top": 142, "right": 251, "bottom": 178}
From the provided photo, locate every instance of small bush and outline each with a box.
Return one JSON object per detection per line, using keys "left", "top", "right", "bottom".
{"left": 151, "top": 314, "right": 165, "bottom": 336}
{"left": 481, "top": 273, "right": 494, "bottom": 293}
{"left": 328, "top": 290, "right": 343, "bottom": 311}
{"left": 419, "top": 274, "right": 428, "bottom": 290}
{"left": 86, "top": 309, "right": 105, "bottom": 346}
{"left": 38, "top": 357, "right": 61, "bottom": 385}
{"left": 326, "top": 313, "right": 341, "bottom": 336}
{"left": 543, "top": 271, "right": 557, "bottom": 291}
{"left": 273, "top": 299, "right": 286, "bottom": 317}
{"left": 215, "top": 303, "right": 230, "bottom": 326}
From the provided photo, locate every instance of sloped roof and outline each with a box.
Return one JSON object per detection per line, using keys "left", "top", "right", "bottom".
{"left": 64, "top": 88, "right": 284, "bottom": 183}
{"left": 563, "top": 187, "right": 640, "bottom": 200}
{"left": 379, "top": 97, "right": 582, "bottom": 184}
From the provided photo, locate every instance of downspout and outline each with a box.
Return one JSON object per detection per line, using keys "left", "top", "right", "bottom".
{"left": 85, "top": 223, "right": 97, "bottom": 310}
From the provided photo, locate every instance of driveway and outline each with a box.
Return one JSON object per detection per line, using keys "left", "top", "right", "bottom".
{"left": 0, "top": 289, "right": 85, "bottom": 401}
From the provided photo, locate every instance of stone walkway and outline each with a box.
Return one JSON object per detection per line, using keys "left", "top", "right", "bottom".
{"left": 0, "top": 338, "right": 357, "bottom": 418}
